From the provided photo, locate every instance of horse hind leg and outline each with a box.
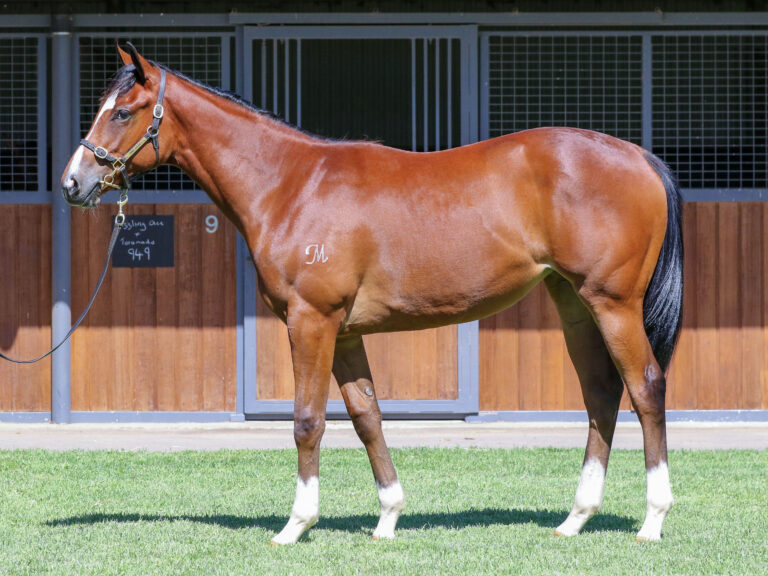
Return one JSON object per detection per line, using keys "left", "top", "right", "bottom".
{"left": 585, "top": 295, "right": 673, "bottom": 542}
{"left": 544, "top": 275, "right": 624, "bottom": 537}
{"left": 333, "top": 336, "right": 405, "bottom": 539}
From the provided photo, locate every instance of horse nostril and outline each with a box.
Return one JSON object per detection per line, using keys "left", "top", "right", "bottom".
{"left": 63, "top": 177, "right": 80, "bottom": 199}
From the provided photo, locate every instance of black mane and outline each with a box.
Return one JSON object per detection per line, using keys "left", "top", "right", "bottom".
{"left": 101, "top": 64, "right": 140, "bottom": 103}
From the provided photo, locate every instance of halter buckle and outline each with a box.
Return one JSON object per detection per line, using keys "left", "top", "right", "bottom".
{"left": 94, "top": 146, "right": 109, "bottom": 159}
{"left": 153, "top": 104, "right": 164, "bottom": 119}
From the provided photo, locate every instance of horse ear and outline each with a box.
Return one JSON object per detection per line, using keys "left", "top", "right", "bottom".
{"left": 116, "top": 42, "right": 132, "bottom": 67}
{"left": 118, "top": 41, "right": 148, "bottom": 85}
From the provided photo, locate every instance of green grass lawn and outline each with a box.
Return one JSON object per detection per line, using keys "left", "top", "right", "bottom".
{"left": 0, "top": 447, "right": 765, "bottom": 575}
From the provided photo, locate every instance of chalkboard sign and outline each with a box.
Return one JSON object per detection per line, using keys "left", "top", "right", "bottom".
{"left": 113, "top": 215, "right": 174, "bottom": 268}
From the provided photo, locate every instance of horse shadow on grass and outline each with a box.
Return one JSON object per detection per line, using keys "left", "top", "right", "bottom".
{"left": 46, "top": 508, "right": 637, "bottom": 535}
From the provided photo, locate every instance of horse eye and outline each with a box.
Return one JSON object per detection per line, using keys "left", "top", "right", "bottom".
{"left": 113, "top": 109, "right": 131, "bottom": 121}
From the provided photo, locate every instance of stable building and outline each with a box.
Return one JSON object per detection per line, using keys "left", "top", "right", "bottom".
{"left": 1, "top": 1, "right": 767, "bottom": 422}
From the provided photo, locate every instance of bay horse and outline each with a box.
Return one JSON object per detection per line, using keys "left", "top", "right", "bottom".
{"left": 62, "top": 44, "right": 683, "bottom": 545}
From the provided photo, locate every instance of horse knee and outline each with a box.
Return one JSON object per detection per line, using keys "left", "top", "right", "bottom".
{"left": 294, "top": 412, "right": 325, "bottom": 447}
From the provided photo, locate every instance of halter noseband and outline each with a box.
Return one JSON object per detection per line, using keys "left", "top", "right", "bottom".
{"left": 80, "top": 68, "right": 167, "bottom": 196}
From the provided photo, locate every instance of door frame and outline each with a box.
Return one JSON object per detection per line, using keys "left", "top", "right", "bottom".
{"left": 241, "top": 25, "right": 479, "bottom": 418}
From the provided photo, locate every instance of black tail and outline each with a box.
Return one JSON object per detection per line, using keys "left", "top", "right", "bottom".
{"left": 642, "top": 152, "right": 684, "bottom": 373}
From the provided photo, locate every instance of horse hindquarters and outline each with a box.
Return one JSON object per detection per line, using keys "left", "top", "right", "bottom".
{"left": 566, "top": 152, "right": 683, "bottom": 541}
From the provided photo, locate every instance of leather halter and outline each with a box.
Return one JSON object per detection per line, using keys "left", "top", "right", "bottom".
{"left": 80, "top": 68, "right": 167, "bottom": 194}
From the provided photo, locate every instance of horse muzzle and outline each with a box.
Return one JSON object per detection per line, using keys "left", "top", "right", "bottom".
{"left": 61, "top": 176, "right": 101, "bottom": 207}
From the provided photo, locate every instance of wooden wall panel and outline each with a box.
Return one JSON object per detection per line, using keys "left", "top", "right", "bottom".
{"left": 70, "top": 204, "right": 237, "bottom": 412}
{"left": 668, "top": 202, "right": 767, "bottom": 411}
{"left": 9, "top": 201, "right": 768, "bottom": 415}
{"left": 0, "top": 205, "right": 51, "bottom": 412}
{"left": 481, "top": 203, "right": 768, "bottom": 413}
{"left": 255, "top": 302, "right": 458, "bottom": 401}
{"left": 479, "top": 284, "right": 585, "bottom": 412}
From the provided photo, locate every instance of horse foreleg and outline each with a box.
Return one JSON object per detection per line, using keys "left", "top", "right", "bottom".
{"left": 589, "top": 303, "right": 673, "bottom": 542}
{"left": 545, "top": 275, "right": 624, "bottom": 537}
{"left": 271, "top": 306, "right": 339, "bottom": 545}
{"left": 333, "top": 336, "right": 405, "bottom": 539}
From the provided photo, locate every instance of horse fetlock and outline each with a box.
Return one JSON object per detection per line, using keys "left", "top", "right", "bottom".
{"left": 636, "top": 463, "right": 673, "bottom": 541}
{"left": 271, "top": 513, "right": 318, "bottom": 545}
{"left": 271, "top": 476, "right": 320, "bottom": 545}
{"left": 635, "top": 508, "right": 668, "bottom": 542}
{"left": 554, "top": 505, "right": 599, "bottom": 537}
{"left": 555, "top": 458, "right": 605, "bottom": 537}
{"left": 372, "top": 481, "right": 405, "bottom": 539}
{"left": 637, "top": 490, "right": 673, "bottom": 541}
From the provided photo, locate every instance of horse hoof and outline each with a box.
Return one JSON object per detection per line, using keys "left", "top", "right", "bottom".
{"left": 635, "top": 535, "right": 661, "bottom": 543}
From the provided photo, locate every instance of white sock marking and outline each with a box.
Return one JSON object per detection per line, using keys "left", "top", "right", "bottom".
{"left": 637, "top": 462, "right": 673, "bottom": 541}
{"left": 271, "top": 476, "right": 319, "bottom": 545}
{"left": 372, "top": 481, "right": 405, "bottom": 539}
{"left": 555, "top": 458, "right": 606, "bottom": 537}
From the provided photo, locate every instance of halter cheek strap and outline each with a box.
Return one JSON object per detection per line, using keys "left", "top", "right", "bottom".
{"left": 80, "top": 68, "right": 167, "bottom": 193}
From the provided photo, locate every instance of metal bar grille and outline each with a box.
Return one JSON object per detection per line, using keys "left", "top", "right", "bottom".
{"left": 413, "top": 37, "right": 462, "bottom": 151}
{"left": 486, "top": 35, "right": 643, "bottom": 145}
{"left": 77, "top": 35, "right": 223, "bottom": 192}
{"left": 0, "top": 37, "right": 40, "bottom": 192}
{"left": 251, "top": 35, "right": 461, "bottom": 153}
{"left": 652, "top": 35, "right": 768, "bottom": 190}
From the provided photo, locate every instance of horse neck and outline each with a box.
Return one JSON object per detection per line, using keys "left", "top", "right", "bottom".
{"left": 165, "top": 76, "right": 317, "bottom": 239}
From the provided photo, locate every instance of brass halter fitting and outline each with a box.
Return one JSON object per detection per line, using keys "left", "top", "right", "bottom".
{"left": 115, "top": 190, "right": 129, "bottom": 227}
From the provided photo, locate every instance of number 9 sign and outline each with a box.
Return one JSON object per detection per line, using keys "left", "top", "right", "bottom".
{"left": 205, "top": 214, "right": 219, "bottom": 234}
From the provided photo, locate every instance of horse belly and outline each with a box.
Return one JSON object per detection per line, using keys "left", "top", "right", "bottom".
{"left": 343, "top": 251, "right": 548, "bottom": 334}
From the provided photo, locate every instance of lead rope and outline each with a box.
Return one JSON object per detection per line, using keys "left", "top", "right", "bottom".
{"left": 0, "top": 210, "right": 125, "bottom": 364}
{"left": 2, "top": 68, "right": 165, "bottom": 364}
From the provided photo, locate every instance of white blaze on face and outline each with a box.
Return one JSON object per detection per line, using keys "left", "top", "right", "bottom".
{"left": 87, "top": 89, "right": 120, "bottom": 139}
{"left": 271, "top": 476, "right": 320, "bottom": 545}
{"left": 555, "top": 458, "right": 606, "bottom": 537}
{"left": 636, "top": 461, "right": 674, "bottom": 541}
{"left": 67, "top": 89, "right": 120, "bottom": 179}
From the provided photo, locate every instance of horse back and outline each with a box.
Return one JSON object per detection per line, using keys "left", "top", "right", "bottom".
{"left": 256, "top": 127, "right": 668, "bottom": 333}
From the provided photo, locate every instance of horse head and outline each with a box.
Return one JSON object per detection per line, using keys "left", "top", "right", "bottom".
{"left": 61, "top": 43, "right": 171, "bottom": 207}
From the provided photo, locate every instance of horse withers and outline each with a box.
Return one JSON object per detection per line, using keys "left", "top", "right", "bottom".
{"left": 62, "top": 43, "right": 683, "bottom": 544}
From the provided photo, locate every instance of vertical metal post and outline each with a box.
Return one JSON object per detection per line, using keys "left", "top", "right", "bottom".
{"left": 411, "top": 38, "right": 416, "bottom": 152}
{"left": 641, "top": 34, "right": 653, "bottom": 151}
{"left": 36, "top": 37, "right": 47, "bottom": 193}
{"left": 423, "top": 40, "right": 429, "bottom": 151}
{"left": 296, "top": 39, "right": 302, "bottom": 128}
{"left": 232, "top": 26, "right": 246, "bottom": 421}
{"left": 51, "top": 14, "right": 73, "bottom": 423}
{"left": 284, "top": 39, "right": 290, "bottom": 124}
{"left": 458, "top": 26, "right": 480, "bottom": 419}
{"left": 435, "top": 39, "right": 440, "bottom": 151}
